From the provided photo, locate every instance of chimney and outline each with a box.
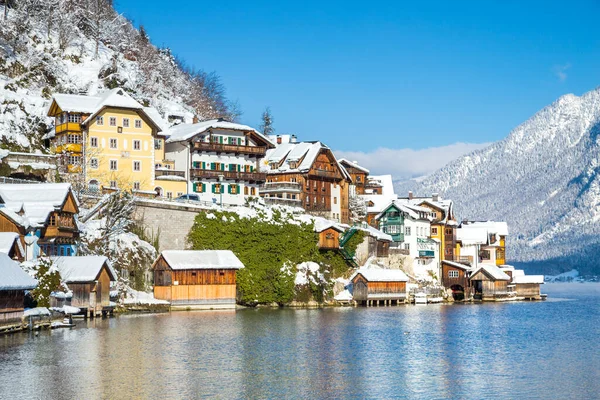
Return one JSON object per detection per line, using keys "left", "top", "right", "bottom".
{"left": 192, "top": 115, "right": 199, "bottom": 124}
{"left": 432, "top": 193, "right": 439, "bottom": 202}
{"left": 291, "top": 134, "right": 297, "bottom": 143}
{"left": 276, "top": 135, "right": 282, "bottom": 144}
{"left": 408, "top": 191, "right": 413, "bottom": 200}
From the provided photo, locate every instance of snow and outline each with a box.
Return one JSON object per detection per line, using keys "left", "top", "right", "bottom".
{"left": 313, "top": 217, "right": 345, "bottom": 233}
{"left": 262, "top": 141, "right": 349, "bottom": 179}
{"left": 334, "top": 289, "right": 353, "bottom": 301}
{"left": 470, "top": 263, "right": 511, "bottom": 281}
{"left": 0, "top": 183, "right": 73, "bottom": 227}
{"left": 545, "top": 269, "right": 579, "bottom": 282}
{"left": 0, "top": 232, "right": 23, "bottom": 255}
{"left": 354, "top": 223, "right": 393, "bottom": 242}
{"left": 350, "top": 265, "right": 409, "bottom": 282}
{"left": 7, "top": 161, "right": 56, "bottom": 170}
{"left": 294, "top": 261, "right": 325, "bottom": 286}
{"left": 24, "top": 307, "right": 50, "bottom": 317}
{"left": 165, "top": 119, "right": 274, "bottom": 146}
{"left": 0, "top": 253, "right": 37, "bottom": 290}
{"left": 155, "top": 175, "right": 186, "bottom": 181}
{"left": 160, "top": 250, "right": 245, "bottom": 270}
{"left": 338, "top": 159, "right": 370, "bottom": 174}
{"left": 51, "top": 256, "right": 117, "bottom": 283}
{"left": 122, "top": 288, "right": 169, "bottom": 305}
{"left": 513, "top": 275, "right": 544, "bottom": 284}
{"left": 50, "top": 305, "right": 80, "bottom": 314}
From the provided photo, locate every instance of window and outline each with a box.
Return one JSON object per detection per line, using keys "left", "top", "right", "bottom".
{"left": 135, "top": 119, "right": 142, "bottom": 128}
{"left": 110, "top": 160, "right": 118, "bottom": 170}
{"left": 90, "top": 158, "right": 98, "bottom": 169}
{"left": 49, "top": 214, "right": 56, "bottom": 226}
{"left": 68, "top": 113, "right": 81, "bottom": 123}
{"left": 404, "top": 243, "right": 410, "bottom": 250}
{"left": 386, "top": 225, "right": 400, "bottom": 234}
{"left": 109, "top": 117, "right": 117, "bottom": 126}
{"left": 68, "top": 155, "right": 80, "bottom": 165}
{"left": 334, "top": 197, "right": 337, "bottom": 205}
{"left": 133, "top": 140, "right": 141, "bottom": 150}
{"left": 133, "top": 161, "right": 141, "bottom": 171}
{"left": 154, "top": 139, "right": 162, "bottom": 150}
{"left": 431, "top": 227, "right": 438, "bottom": 236}
{"left": 110, "top": 180, "right": 117, "bottom": 188}
{"left": 405, "top": 227, "right": 411, "bottom": 236}
{"left": 213, "top": 184, "right": 222, "bottom": 194}
{"left": 244, "top": 186, "right": 249, "bottom": 195}
{"left": 67, "top": 134, "right": 81, "bottom": 144}
{"left": 90, "top": 137, "right": 98, "bottom": 147}
{"left": 251, "top": 187, "right": 256, "bottom": 195}
{"left": 166, "top": 192, "right": 172, "bottom": 199}
{"left": 133, "top": 182, "right": 140, "bottom": 190}
{"left": 123, "top": 118, "right": 130, "bottom": 128}
{"left": 110, "top": 138, "right": 117, "bottom": 149}
{"left": 448, "top": 270, "right": 459, "bottom": 278}
{"left": 96, "top": 116, "right": 104, "bottom": 125}
{"left": 445, "top": 228, "right": 453, "bottom": 235}
{"left": 306, "top": 196, "right": 310, "bottom": 203}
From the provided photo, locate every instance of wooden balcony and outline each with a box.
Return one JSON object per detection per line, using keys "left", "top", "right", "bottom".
{"left": 261, "top": 182, "right": 302, "bottom": 193}
{"left": 192, "top": 142, "right": 267, "bottom": 157}
{"left": 155, "top": 169, "right": 186, "bottom": 178}
{"left": 189, "top": 168, "right": 267, "bottom": 182}
{"left": 308, "top": 169, "right": 340, "bottom": 180}
{"left": 55, "top": 122, "right": 82, "bottom": 134}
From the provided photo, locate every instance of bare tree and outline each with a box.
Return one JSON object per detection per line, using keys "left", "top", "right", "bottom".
{"left": 259, "top": 107, "right": 274, "bottom": 135}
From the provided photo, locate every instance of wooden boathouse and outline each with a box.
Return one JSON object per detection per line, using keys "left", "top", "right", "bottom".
{"left": 441, "top": 260, "right": 472, "bottom": 301}
{"left": 0, "top": 253, "right": 37, "bottom": 332}
{"left": 469, "top": 264, "right": 511, "bottom": 301}
{"left": 350, "top": 267, "right": 409, "bottom": 306}
{"left": 152, "top": 250, "right": 245, "bottom": 309}
{"left": 512, "top": 272, "right": 544, "bottom": 300}
{"left": 51, "top": 256, "right": 117, "bottom": 317}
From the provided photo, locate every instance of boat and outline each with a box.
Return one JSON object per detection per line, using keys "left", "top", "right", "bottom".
{"left": 414, "top": 292, "right": 427, "bottom": 304}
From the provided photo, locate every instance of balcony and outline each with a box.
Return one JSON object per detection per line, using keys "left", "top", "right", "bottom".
{"left": 155, "top": 169, "right": 186, "bottom": 178}
{"left": 55, "top": 143, "right": 82, "bottom": 154}
{"left": 260, "top": 182, "right": 302, "bottom": 194}
{"left": 55, "top": 122, "right": 82, "bottom": 134}
{"left": 189, "top": 168, "right": 267, "bottom": 182}
{"left": 308, "top": 169, "right": 339, "bottom": 180}
{"left": 192, "top": 142, "right": 267, "bottom": 157}
{"left": 264, "top": 197, "right": 302, "bottom": 206}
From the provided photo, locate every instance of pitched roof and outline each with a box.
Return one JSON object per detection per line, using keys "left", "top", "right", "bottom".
{"left": 350, "top": 267, "right": 409, "bottom": 282}
{"left": 470, "top": 264, "right": 511, "bottom": 281}
{"left": 442, "top": 260, "right": 472, "bottom": 270}
{"left": 159, "top": 250, "right": 245, "bottom": 270}
{"left": 0, "top": 253, "right": 37, "bottom": 290}
{"left": 48, "top": 89, "right": 165, "bottom": 133}
{"left": 513, "top": 275, "right": 544, "bottom": 284}
{"left": 262, "top": 141, "right": 350, "bottom": 180}
{"left": 313, "top": 217, "right": 345, "bottom": 233}
{"left": 0, "top": 232, "right": 24, "bottom": 256}
{"left": 0, "top": 183, "right": 75, "bottom": 228}
{"left": 52, "top": 256, "right": 117, "bottom": 283}
{"left": 165, "top": 119, "right": 274, "bottom": 147}
{"left": 338, "top": 159, "right": 370, "bottom": 174}
{"left": 354, "top": 224, "right": 393, "bottom": 242}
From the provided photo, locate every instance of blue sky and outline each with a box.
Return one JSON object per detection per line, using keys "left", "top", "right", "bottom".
{"left": 115, "top": 0, "right": 600, "bottom": 178}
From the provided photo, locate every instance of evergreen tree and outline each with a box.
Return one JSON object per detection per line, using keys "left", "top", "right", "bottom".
{"left": 259, "top": 107, "right": 274, "bottom": 135}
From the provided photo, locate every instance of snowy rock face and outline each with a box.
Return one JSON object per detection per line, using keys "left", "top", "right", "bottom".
{"left": 397, "top": 88, "right": 600, "bottom": 274}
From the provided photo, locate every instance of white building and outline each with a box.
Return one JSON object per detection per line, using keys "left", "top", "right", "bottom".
{"left": 164, "top": 119, "right": 275, "bottom": 205}
{"left": 456, "top": 221, "right": 508, "bottom": 267}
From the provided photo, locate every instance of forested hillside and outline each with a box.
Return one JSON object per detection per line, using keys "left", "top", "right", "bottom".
{"left": 0, "top": 0, "right": 238, "bottom": 151}
{"left": 398, "top": 88, "right": 600, "bottom": 275}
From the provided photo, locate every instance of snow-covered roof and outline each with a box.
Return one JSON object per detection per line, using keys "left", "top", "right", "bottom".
{"left": 313, "top": 217, "right": 345, "bottom": 233}
{"left": 441, "top": 260, "right": 472, "bottom": 270}
{"left": 350, "top": 267, "right": 409, "bottom": 282}
{"left": 393, "top": 195, "right": 454, "bottom": 224}
{"left": 262, "top": 141, "right": 350, "bottom": 180}
{"left": 0, "top": 253, "right": 37, "bottom": 290}
{"left": 0, "top": 232, "right": 23, "bottom": 256}
{"left": 49, "top": 89, "right": 165, "bottom": 132}
{"left": 0, "top": 183, "right": 75, "bottom": 228}
{"left": 165, "top": 119, "right": 274, "bottom": 146}
{"left": 375, "top": 200, "right": 433, "bottom": 222}
{"left": 354, "top": 224, "right": 393, "bottom": 242}
{"left": 160, "top": 250, "right": 245, "bottom": 270}
{"left": 460, "top": 221, "right": 508, "bottom": 236}
{"left": 470, "top": 263, "right": 511, "bottom": 281}
{"left": 513, "top": 275, "right": 545, "bottom": 284}
{"left": 52, "top": 256, "right": 117, "bottom": 283}
{"left": 366, "top": 175, "right": 395, "bottom": 196}
{"left": 338, "top": 159, "right": 370, "bottom": 174}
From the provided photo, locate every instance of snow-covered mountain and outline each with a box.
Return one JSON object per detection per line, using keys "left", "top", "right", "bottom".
{"left": 397, "top": 87, "right": 600, "bottom": 275}
{"left": 0, "top": 1, "right": 236, "bottom": 152}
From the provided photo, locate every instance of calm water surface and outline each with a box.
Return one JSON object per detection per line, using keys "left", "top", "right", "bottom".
{"left": 0, "top": 283, "right": 599, "bottom": 399}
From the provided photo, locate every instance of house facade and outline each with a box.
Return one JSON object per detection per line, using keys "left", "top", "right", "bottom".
{"left": 469, "top": 264, "right": 511, "bottom": 301}
{"left": 261, "top": 140, "right": 351, "bottom": 223}
{"left": 350, "top": 268, "right": 409, "bottom": 306}
{"left": 163, "top": 119, "right": 274, "bottom": 205}
{"left": 456, "top": 221, "right": 508, "bottom": 267}
{"left": 47, "top": 88, "right": 187, "bottom": 197}
{"left": 339, "top": 159, "right": 369, "bottom": 195}
{"left": 0, "top": 183, "right": 80, "bottom": 258}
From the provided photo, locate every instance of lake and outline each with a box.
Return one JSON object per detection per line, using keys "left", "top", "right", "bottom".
{"left": 0, "top": 283, "right": 598, "bottom": 399}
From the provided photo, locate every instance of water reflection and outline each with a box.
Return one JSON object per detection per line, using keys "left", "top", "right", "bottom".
{"left": 0, "top": 284, "right": 598, "bottom": 399}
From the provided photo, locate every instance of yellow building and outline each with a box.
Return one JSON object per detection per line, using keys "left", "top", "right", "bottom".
{"left": 47, "top": 89, "right": 187, "bottom": 197}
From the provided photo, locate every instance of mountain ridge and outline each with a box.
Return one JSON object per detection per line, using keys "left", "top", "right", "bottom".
{"left": 397, "top": 86, "right": 600, "bottom": 275}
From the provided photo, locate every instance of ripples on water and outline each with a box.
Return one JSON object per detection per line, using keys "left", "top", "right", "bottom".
{"left": 0, "top": 283, "right": 599, "bottom": 399}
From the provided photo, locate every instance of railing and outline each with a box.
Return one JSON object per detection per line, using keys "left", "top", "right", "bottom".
{"left": 260, "top": 182, "right": 302, "bottom": 193}
{"left": 155, "top": 169, "right": 186, "bottom": 178}
{"left": 55, "top": 122, "right": 82, "bottom": 134}
{"left": 0, "top": 176, "right": 42, "bottom": 184}
{"left": 263, "top": 197, "right": 302, "bottom": 207}
{"left": 192, "top": 142, "right": 267, "bottom": 157}
{"left": 308, "top": 169, "right": 339, "bottom": 179}
{"left": 190, "top": 168, "right": 267, "bottom": 182}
